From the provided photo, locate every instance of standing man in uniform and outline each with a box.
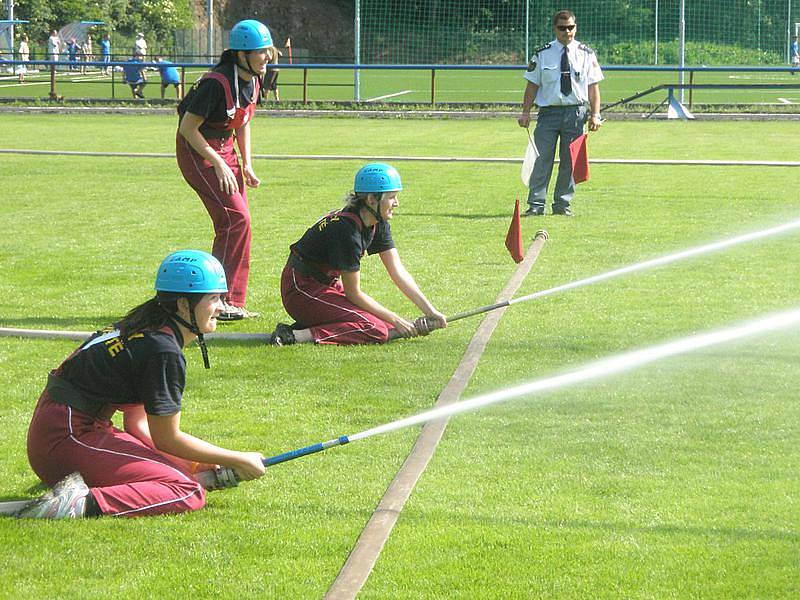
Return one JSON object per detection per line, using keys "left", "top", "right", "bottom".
{"left": 791, "top": 36, "right": 799, "bottom": 75}
{"left": 517, "top": 10, "right": 603, "bottom": 217}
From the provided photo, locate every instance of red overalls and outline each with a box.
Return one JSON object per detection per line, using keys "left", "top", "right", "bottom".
{"left": 26, "top": 327, "right": 206, "bottom": 517}
{"left": 176, "top": 69, "right": 260, "bottom": 307}
{"left": 281, "top": 212, "right": 393, "bottom": 345}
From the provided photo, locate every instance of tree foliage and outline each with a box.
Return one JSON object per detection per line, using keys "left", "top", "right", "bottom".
{"left": 14, "top": 0, "right": 193, "bottom": 44}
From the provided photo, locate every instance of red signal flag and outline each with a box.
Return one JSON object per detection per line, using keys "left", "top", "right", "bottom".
{"left": 505, "top": 198, "right": 524, "bottom": 263}
{"left": 569, "top": 133, "right": 589, "bottom": 184}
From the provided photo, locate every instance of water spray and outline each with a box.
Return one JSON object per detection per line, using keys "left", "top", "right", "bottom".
{"left": 203, "top": 307, "right": 800, "bottom": 488}
{"left": 439, "top": 217, "right": 800, "bottom": 325}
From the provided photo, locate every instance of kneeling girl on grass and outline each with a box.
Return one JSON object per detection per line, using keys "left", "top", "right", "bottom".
{"left": 267, "top": 163, "right": 446, "bottom": 346}
{"left": 15, "top": 250, "right": 265, "bottom": 519}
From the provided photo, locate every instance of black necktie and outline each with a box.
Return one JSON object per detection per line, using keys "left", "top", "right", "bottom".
{"left": 560, "top": 46, "right": 572, "bottom": 96}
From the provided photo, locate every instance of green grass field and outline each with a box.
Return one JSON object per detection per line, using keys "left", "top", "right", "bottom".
{"left": 0, "top": 115, "right": 799, "bottom": 598}
{"left": 2, "top": 64, "right": 799, "bottom": 105}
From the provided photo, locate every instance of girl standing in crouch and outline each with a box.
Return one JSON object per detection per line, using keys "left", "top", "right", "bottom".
{"left": 176, "top": 19, "right": 275, "bottom": 321}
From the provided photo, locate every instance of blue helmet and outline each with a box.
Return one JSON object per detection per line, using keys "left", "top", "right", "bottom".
{"left": 354, "top": 163, "right": 403, "bottom": 193}
{"left": 155, "top": 250, "right": 228, "bottom": 294}
{"left": 229, "top": 20, "right": 272, "bottom": 51}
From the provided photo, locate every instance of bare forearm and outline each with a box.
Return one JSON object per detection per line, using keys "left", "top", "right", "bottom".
{"left": 388, "top": 268, "right": 435, "bottom": 314}
{"left": 178, "top": 114, "right": 224, "bottom": 166}
{"left": 589, "top": 84, "right": 601, "bottom": 115}
{"left": 153, "top": 430, "right": 243, "bottom": 469}
{"left": 345, "top": 287, "right": 398, "bottom": 323}
{"left": 522, "top": 81, "right": 538, "bottom": 114}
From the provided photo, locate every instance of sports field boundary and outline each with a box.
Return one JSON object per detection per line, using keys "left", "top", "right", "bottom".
{"left": 324, "top": 232, "right": 549, "bottom": 600}
{"left": 1, "top": 106, "right": 799, "bottom": 121}
{"left": 1, "top": 148, "right": 798, "bottom": 167}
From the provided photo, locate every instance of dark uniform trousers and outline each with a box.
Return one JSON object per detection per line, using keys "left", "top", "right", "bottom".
{"left": 528, "top": 104, "right": 588, "bottom": 211}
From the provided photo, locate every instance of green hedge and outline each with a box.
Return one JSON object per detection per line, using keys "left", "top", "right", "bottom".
{"left": 596, "top": 40, "right": 785, "bottom": 65}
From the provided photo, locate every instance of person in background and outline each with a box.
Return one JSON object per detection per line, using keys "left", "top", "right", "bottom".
{"left": 791, "top": 36, "right": 799, "bottom": 75}
{"left": 17, "top": 34, "right": 29, "bottom": 83}
{"left": 266, "top": 163, "right": 446, "bottom": 346}
{"left": 47, "top": 30, "right": 61, "bottom": 64}
{"left": 134, "top": 32, "right": 147, "bottom": 58}
{"left": 517, "top": 9, "right": 603, "bottom": 217}
{"left": 14, "top": 250, "right": 266, "bottom": 519}
{"left": 156, "top": 55, "right": 181, "bottom": 99}
{"left": 175, "top": 19, "right": 273, "bottom": 321}
{"left": 263, "top": 47, "right": 282, "bottom": 102}
{"left": 100, "top": 33, "right": 111, "bottom": 76}
{"left": 80, "top": 34, "right": 93, "bottom": 75}
{"left": 123, "top": 50, "right": 147, "bottom": 99}
{"left": 67, "top": 37, "right": 79, "bottom": 70}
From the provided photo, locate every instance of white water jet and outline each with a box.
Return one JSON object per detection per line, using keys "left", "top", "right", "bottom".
{"left": 350, "top": 307, "right": 800, "bottom": 441}
{"left": 508, "top": 218, "right": 800, "bottom": 307}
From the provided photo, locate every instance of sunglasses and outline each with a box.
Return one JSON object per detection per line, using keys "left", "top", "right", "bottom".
{"left": 556, "top": 25, "right": 576, "bottom": 32}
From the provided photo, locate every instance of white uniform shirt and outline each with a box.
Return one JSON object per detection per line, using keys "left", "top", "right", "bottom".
{"left": 47, "top": 35, "right": 61, "bottom": 57}
{"left": 523, "top": 39, "right": 603, "bottom": 106}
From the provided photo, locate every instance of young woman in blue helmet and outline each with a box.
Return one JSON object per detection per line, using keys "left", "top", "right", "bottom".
{"left": 268, "top": 163, "right": 447, "bottom": 345}
{"left": 177, "top": 19, "right": 275, "bottom": 321}
{"left": 16, "top": 250, "right": 265, "bottom": 519}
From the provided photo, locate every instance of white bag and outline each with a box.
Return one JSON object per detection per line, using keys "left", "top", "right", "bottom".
{"left": 521, "top": 131, "right": 539, "bottom": 187}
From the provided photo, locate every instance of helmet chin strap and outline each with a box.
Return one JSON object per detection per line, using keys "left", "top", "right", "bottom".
{"left": 363, "top": 193, "right": 384, "bottom": 223}
{"left": 236, "top": 51, "right": 261, "bottom": 78}
{"left": 161, "top": 302, "right": 211, "bottom": 369}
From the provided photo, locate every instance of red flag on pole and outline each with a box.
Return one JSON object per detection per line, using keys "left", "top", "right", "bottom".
{"left": 569, "top": 133, "right": 589, "bottom": 184}
{"left": 505, "top": 198, "right": 524, "bottom": 263}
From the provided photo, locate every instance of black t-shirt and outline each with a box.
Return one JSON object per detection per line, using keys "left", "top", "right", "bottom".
{"left": 177, "top": 62, "right": 257, "bottom": 137}
{"left": 52, "top": 323, "right": 186, "bottom": 416}
{"left": 291, "top": 206, "right": 395, "bottom": 274}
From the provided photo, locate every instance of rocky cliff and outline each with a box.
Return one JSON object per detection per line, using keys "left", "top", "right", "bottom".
{"left": 194, "top": 0, "right": 355, "bottom": 61}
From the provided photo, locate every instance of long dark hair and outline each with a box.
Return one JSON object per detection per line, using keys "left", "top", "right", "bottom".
{"left": 116, "top": 293, "right": 202, "bottom": 339}
{"left": 215, "top": 49, "right": 238, "bottom": 69}
{"left": 116, "top": 296, "right": 176, "bottom": 339}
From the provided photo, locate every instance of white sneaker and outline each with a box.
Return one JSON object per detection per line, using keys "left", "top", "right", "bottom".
{"left": 15, "top": 472, "right": 89, "bottom": 519}
{"left": 218, "top": 302, "right": 260, "bottom": 321}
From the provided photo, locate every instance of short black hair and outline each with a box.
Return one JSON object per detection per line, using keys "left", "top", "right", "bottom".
{"left": 552, "top": 10, "right": 576, "bottom": 26}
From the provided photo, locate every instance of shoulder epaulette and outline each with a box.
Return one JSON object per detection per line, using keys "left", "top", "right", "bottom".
{"left": 578, "top": 43, "right": 595, "bottom": 54}
{"left": 533, "top": 42, "right": 551, "bottom": 55}
{"left": 527, "top": 42, "right": 551, "bottom": 71}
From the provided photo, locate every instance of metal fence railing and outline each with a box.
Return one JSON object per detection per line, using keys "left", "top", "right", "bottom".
{"left": 2, "top": 60, "right": 799, "bottom": 108}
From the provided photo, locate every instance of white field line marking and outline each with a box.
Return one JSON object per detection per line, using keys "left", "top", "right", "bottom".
{"left": 0, "top": 73, "right": 108, "bottom": 88}
{"left": 365, "top": 89, "right": 412, "bottom": 102}
{"left": 0, "top": 81, "right": 53, "bottom": 88}
{"left": 727, "top": 73, "right": 794, "bottom": 80}
{"left": 777, "top": 97, "right": 795, "bottom": 104}
{"left": 2, "top": 148, "right": 799, "bottom": 167}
